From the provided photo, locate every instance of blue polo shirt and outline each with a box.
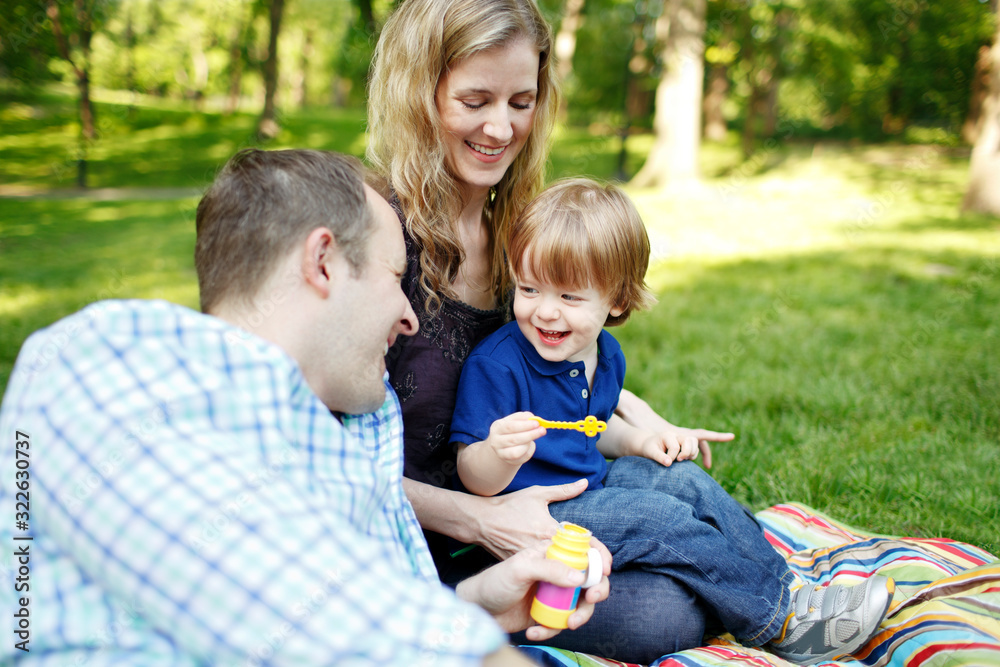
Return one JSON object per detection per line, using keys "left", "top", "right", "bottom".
{"left": 450, "top": 321, "right": 626, "bottom": 493}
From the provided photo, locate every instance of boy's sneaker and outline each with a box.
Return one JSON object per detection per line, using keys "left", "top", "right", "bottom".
{"left": 768, "top": 575, "right": 894, "bottom": 665}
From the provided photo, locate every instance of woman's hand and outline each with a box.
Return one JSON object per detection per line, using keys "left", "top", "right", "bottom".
{"left": 473, "top": 479, "right": 590, "bottom": 560}
{"left": 456, "top": 540, "right": 611, "bottom": 641}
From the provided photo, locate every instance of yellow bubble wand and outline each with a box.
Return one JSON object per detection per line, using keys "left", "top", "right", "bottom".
{"left": 534, "top": 415, "right": 607, "bottom": 437}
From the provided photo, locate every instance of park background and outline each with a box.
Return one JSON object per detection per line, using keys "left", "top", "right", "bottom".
{"left": 1, "top": 0, "right": 997, "bottom": 554}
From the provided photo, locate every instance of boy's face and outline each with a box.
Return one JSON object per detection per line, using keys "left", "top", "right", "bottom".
{"left": 512, "top": 255, "right": 623, "bottom": 365}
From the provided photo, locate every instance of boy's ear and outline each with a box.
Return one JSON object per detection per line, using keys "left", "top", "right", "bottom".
{"left": 609, "top": 303, "right": 625, "bottom": 318}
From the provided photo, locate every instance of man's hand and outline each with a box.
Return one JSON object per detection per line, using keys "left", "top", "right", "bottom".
{"left": 456, "top": 540, "right": 611, "bottom": 641}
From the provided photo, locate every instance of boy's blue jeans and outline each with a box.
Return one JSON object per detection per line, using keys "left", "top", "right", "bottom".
{"left": 548, "top": 457, "right": 795, "bottom": 648}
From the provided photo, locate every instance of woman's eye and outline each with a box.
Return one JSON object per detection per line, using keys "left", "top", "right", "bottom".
{"left": 461, "top": 100, "right": 486, "bottom": 110}
{"left": 511, "top": 101, "right": 533, "bottom": 111}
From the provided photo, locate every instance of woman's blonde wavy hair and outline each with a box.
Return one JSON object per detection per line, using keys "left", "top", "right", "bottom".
{"left": 367, "top": 0, "right": 559, "bottom": 313}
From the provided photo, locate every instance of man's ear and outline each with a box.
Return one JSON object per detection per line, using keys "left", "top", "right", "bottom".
{"left": 302, "top": 227, "right": 338, "bottom": 298}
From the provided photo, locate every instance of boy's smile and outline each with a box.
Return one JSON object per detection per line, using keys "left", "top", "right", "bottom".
{"left": 513, "top": 257, "right": 624, "bottom": 369}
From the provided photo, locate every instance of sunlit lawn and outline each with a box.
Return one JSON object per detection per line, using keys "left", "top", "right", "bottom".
{"left": 618, "top": 140, "right": 999, "bottom": 554}
{"left": 1, "top": 87, "right": 997, "bottom": 554}
{"left": 0, "top": 84, "right": 368, "bottom": 189}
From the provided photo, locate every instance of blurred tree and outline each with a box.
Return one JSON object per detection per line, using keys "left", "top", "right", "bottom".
{"left": 0, "top": 1, "right": 58, "bottom": 84}
{"left": 46, "top": 0, "right": 109, "bottom": 187}
{"left": 554, "top": 0, "right": 586, "bottom": 119}
{"left": 962, "top": 44, "right": 993, "bottom": 144}
{"left": 963, "top": 0, "right": 1000, "bottom": 215}
{"left": 631, "top": 0, "right": 707, "bottom": 187}
{"left": 738, "top": 2, "right": 794, "bottom": 156}
{"left": 333, "top": 0, "right": 387, "bottom": 107}
{"left": 702, "top": 0, "right": 736, "bottom": 141}
{"left": 257, "top": 0, "right": 286, "bottom": 140}
{"left": 565, "top": 0, "right": 634, "bottom": 128}
{"left": 225, "top": 1, "right": 254, "bottom": 113}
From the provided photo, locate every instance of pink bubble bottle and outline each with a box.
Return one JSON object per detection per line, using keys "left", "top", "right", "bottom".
{"left": 530, "top": 522, "right": 600, "bottom": 629}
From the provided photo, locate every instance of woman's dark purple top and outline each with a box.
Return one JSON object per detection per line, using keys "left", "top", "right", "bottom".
{"left": 385, "top": 204, "right": 507, "bottom": 491}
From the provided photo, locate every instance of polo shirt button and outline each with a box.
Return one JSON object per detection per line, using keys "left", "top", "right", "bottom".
{"left": 581, "top": 389, "right": 589, "bottom": 399}
{"left": 569, "top": 369, "right": 579, "bottom": 377}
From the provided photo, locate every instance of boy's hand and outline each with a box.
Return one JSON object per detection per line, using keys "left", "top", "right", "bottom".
{"left": 486, "top": 412, "right": 547, "bottom": 466}
{"left": 635, "top": 431, "right": 702, "bottom": 467}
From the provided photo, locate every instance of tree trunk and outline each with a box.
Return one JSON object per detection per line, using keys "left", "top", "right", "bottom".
{"left": 124, "top": 6, "right": 136, "bottom": 92}
{"left": 356, "top": 0, "right": 375, "bottom": 34}
{"left": 555, "top": 0, "right": 585, "bottom": 118}
{"left": 962, "top": 44, "right": 992, "bottom": 144}
{"left": 962, "top": 0, "right": 1000, "bottom": 215}
{"left": 703, "top": 62, "right": 728, "bottom": 141}
{"left": 631, "top": 0, "right": 707, "bottom": 188}
{"left": 293, "top": 29, "right": 313, "bottom": 109}
{"left": 762, "top": 8, "right": 791, "bottom": 139}
{"left": 225, "top": 15, "right": 246, "bottom": 115}
{"left": 703, "top": 19, "right": 732, "bottom": 142}
{"left": 256, "top": 0, "right": 285, "bottom": 141}
{"left": 47, "top": 0, "right": 96, "bottom": 187}
{"left": 191, "top": 38, "right": 209, "bottom": 112}
{"left": 740, "top": 10, "right": 758, "bottom": 158}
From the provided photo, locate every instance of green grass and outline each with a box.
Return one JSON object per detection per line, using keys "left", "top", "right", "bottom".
{"left": 0, "top": 84, "right": 368, "bottom": 189}
{"left": 2, "top": 87, "right": 998, "bottom": 553}
{"left": 618, "top": 142, "right": 1000, "bottom": 554}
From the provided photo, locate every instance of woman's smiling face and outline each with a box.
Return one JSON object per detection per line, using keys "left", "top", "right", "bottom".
{"left": 435, "top": 37, "right": 540, "bottom": 199}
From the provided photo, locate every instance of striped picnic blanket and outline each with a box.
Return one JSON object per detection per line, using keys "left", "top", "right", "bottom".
{"left": 519, "top": 503, "right": 1000, "bottom": 667}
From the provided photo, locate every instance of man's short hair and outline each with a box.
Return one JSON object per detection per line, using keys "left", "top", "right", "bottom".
{"left": 195, "top": 148, "right": 375, "bottom": 313}
{"left": 507, "top": 177, "right": 656, "bottom": 326}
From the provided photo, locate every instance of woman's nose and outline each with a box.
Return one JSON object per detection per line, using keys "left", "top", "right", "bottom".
{"left": 483, "top": 105, "right": 513, "bottom": 144}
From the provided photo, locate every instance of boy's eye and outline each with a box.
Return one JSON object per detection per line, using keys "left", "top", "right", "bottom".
{"left": 519, "top": 286, "right": 537, "bottom": 294}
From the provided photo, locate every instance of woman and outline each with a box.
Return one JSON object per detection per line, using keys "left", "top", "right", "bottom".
{"left": 367, "top": 0, "right": 734, "bottom": 661}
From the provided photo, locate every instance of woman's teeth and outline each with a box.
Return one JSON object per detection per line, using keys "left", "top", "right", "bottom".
{"left": 467, "top": 141, "right": 505, "bottom": 156}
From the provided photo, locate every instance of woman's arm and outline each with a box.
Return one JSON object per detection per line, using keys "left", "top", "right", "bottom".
{"left": 402, "top": 476, "right": 590, "bottom": 560}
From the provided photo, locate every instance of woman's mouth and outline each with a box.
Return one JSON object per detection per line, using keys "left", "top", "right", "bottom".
{"left": 466, "top": 140, "right": 506, "bottom": 157}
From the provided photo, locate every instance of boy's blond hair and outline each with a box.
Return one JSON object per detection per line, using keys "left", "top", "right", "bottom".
{"left": 508, "top": 178, "right": 656, "bottom": 326}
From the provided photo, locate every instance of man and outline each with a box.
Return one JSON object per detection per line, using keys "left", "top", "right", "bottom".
{"left": 0, "top": 149, "right": 607, "bottom": 666}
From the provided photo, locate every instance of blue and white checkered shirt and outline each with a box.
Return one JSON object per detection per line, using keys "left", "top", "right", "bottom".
{"left": 0, "top": 300, "right": 504, "bottom": 666}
